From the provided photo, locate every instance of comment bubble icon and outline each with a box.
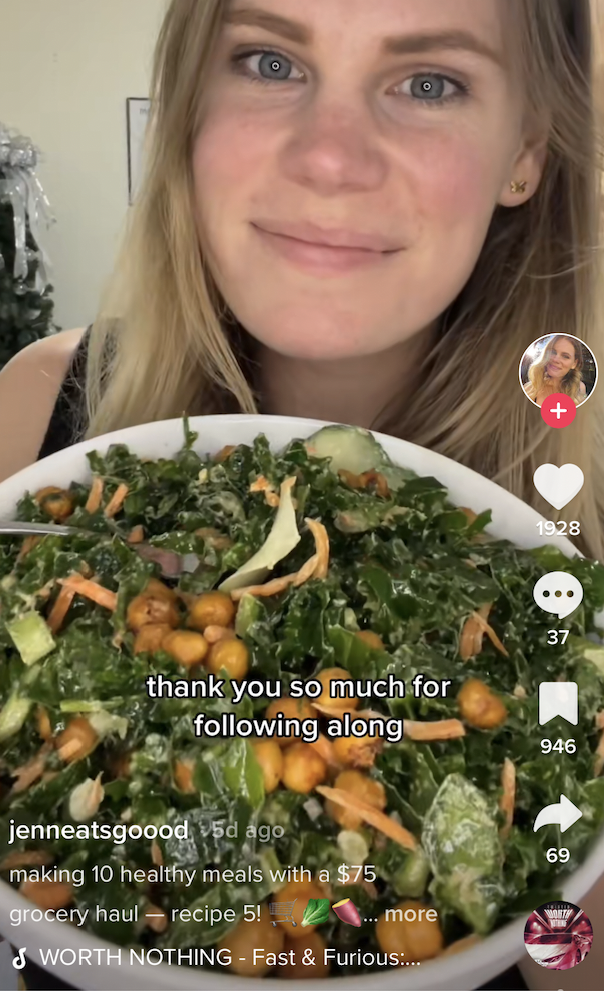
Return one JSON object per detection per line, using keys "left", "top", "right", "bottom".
{"left": 533, "top": 572, "right": 584, "bottom": 620}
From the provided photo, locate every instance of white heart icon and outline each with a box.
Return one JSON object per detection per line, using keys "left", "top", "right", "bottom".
{"left": 533, "top": 464, "right": 585, "bottom": 511}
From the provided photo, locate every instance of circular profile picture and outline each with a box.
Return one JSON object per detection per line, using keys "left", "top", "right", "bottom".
{"left": 524, "top": 900, "right": 593, "bottom": 970}
{"left": 519, "top": 335, "right": 597, "bottom": 409}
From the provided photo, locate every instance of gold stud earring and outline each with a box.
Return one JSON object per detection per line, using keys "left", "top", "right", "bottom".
{"left": 510, "top": 180, "right": 528, "bottom": 195}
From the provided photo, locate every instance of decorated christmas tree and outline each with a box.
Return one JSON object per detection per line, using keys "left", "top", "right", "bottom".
{"left": 0, "top": 124, "right": 58, "bottom": 370}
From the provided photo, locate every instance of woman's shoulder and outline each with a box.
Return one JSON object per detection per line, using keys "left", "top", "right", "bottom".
{"left": 0, "top": 327, "right": 88, "bottom": 482}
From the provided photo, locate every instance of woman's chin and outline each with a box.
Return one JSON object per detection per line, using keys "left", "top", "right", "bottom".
{"left": 251, "top": 328, "right": 385, "bottom": 363}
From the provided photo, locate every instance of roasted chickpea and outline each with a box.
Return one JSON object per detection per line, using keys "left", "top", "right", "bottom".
{"left": 282, "top": 743, "right": 327, "bottom": 794}
{"left": 34, "top": 486, "right": 74, "bottom": 522}
{"left": 355, "top": 630, "right": 385, "bottom": 651}
{"left": 145, "top": 578, "right": 177, "bottom": 602}
{"left": 376, "top": 900, "right": 444, "bottom": 962}
{"left": 187, "top": 591, "right": 236, "bottom": 631}
{"left": 126, "top": 592, "right": 180, "bottom": 633}
{"left": 279, "top": 933, "right": 330, "bottom": 978}
{"left": 133, "top": 623, "right": 172, "bottom": 655}
{"left": 251, "top": 739, "right": 283, "bottom": 793}
{"left": 20, "top": 879, "right": 73, "bottom": 910}
{"left": 325, "top": 770, "right": 386, "bottom": 831}
{"left": 219, "top": 909, "right": 284, "bottom": 975}
{"left": 173, "top": 758, "right": 196, "bottom": 794}
{"left": 205, "top": 638, "right": 249, "bottom": 679}
{"left": 265, "top": 697, "right": 316, "bottom": 747}
{"left": 56, "top": 717, "right": 98, "bottom": 763}
{"left": 272, "top": 881, "right": 326, "bottom": 940}
{"left": 333, "top": 725, "right": 383, "bottom": 768}
{"left": 457, "top": 678, "right": 508, "bottom": 730}
{"left": 316, "top": 668, "right": 359, "bottom": 710}
{"left": 162, "top": 630, "right": 209, "bottom": 668}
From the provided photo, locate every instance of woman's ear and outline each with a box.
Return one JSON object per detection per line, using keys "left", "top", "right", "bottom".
{"left": 498, "top": 130, "right": 549, "bottom": 208}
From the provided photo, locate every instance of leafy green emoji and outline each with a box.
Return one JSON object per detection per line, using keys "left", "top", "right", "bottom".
{"left": 301, "top": 898, "right": 330, "bottom": 927}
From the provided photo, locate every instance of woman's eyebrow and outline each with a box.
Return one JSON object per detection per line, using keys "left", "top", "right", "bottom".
{"left": 225, "top": 9, "right": 504, "bottom": 68}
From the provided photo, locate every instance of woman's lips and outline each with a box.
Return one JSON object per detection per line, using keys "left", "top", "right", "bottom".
{"left": 252, "top": 223, "right": 401, "bottom": 275}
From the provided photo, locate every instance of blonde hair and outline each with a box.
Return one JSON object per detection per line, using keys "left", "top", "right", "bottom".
{"left": 525, "top": 335, "right": 585, "bottom": 403}
{"left": 85, "top": 0, "right": 604, "bottom": 557}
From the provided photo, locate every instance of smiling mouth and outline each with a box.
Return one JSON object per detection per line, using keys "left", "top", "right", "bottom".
{"left": 251, "top": 221, "right": 402, "bottom": 275}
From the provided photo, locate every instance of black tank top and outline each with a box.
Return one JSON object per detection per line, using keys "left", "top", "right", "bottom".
{"left": 37, "top": 326, "right": 92, "bottom": 461}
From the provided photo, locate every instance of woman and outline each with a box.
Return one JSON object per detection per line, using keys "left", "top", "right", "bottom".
{"left": 0, "top": 2, "right": 602, "bottom": 990}
{"left": 523, "top": 334, "right": 588, "bottom": 406}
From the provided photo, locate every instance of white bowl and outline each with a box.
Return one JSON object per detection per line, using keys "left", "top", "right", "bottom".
{"left": 0, "top": 414, "right": 601, "bottom": 991}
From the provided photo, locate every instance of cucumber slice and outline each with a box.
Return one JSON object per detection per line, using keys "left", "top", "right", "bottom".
{"left": 219, "top": 477, "right": 301, "bottom": 593}
{"left": 6, "top": 612, "right": 56, "bottom": 666}
{"left": 305, "top": 425, "right": 392, "bottom": 474}
{"left": 0, "top": 693, "right": 31, "bottom": 742}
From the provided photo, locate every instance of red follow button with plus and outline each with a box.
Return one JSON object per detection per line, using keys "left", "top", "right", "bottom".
{"left": 540, "top": 393, "right": 577, "bottom": 428}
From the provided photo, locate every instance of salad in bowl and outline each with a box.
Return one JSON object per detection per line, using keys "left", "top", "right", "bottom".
{"left": 1, "top": 416, "right": 604, "bottom": 991}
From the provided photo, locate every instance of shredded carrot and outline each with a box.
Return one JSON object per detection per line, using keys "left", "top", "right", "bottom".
{"left": 57, "top": 738, "right": 84, "bottom": 762}
{"left": 460, "top": 507, "right": 478, "bottom": 524}
{"left": 47, "top": 586, "right": 76, "bottom": 634}
{"left": 499, "top": 757, "right": 515, "bottom": 840}
{"left": 10, "top": 744, "right": 53, "bottom": 795}
{"left": 316, "top": 786, "right": 417, "bottom": 850}
{"left": 403, "top": 719, "right": 466, "bottom": 742}
{"left": 57, "top": 574, "right": 117, "bottom": 612}
{"left": 338, "top": 469, "right": 390, "bottom": 498}
{"left": 249, "top": 476, "right": 280, "bottom": 507}
{"left": 305, "top": 518, "right": 330, "bottom": 580}
{"left": 293, "top": 553, "right": 319, "bottom": 587}
{"left": 85, "top": 476, "right": 104, "bottom": 513}
{"left": 460, "top": 604, "right": 491, "bottom": 660}
{"left": 230, "top": 572, "right": 299, "bottom": 601}
{"left": 471, "top": 608, "right": 509, "bottom": 657}
{"left": 0, "top": 850, "right": 54, "bottom": 871}
{"left": 127, "top": 525, "right": 145, "bottom": 544}
{"left": 104, "top": 483, "right": 129, "bottom": 518}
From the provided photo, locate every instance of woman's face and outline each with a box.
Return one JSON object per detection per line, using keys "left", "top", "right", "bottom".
{"left": 546, "top": 337, "right": 578, "bottom": 379}
{"left": 193, "top": 0, "right": 545, "bottom": 361}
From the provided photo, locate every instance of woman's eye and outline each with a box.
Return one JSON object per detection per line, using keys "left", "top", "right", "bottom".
{"left": 396, "top": 73, "right": 466, "bottom": 103}
{"left": 232, "top": 49, "right": 305, "bottom": 84}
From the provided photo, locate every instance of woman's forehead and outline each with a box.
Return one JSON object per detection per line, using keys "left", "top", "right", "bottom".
{"left": 223, "top": 0, "right": 509, "bottom": 55}
{"left": 552, "top": 337, "right": 576, "bottom": 354}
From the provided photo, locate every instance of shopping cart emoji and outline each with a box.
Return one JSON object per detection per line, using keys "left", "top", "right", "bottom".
{"left": 269, "top": 899, "right": 297, "bottom": 927}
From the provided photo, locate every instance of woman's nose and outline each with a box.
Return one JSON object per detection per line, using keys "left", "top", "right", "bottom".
{"left": 279, "top": 100, "right": 388, "bottom": 196}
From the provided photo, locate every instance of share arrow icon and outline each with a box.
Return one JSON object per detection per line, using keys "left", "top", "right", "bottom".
{"left": 533, "top": 794, "right": 583, "bottom": 833}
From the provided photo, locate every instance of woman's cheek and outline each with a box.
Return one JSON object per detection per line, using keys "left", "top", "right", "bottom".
{"left": 404, "top": 130, "right": 501, "bottom": 230}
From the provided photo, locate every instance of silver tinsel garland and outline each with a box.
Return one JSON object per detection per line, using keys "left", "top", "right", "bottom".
{"left": 0, "top": 123, "right": 55, "bottom": 292}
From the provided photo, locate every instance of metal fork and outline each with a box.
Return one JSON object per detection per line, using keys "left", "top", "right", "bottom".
{"left": 0, "top": 520, "right": 201, "bottom": 578}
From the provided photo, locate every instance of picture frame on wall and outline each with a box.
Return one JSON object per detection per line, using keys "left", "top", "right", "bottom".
{"left": 126, "top": 98, "right": 151, "bottom": 205}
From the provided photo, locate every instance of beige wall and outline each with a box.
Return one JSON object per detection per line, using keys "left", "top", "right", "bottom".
{"left": 0, "top": 0, "right": 168, "bottom": 331}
